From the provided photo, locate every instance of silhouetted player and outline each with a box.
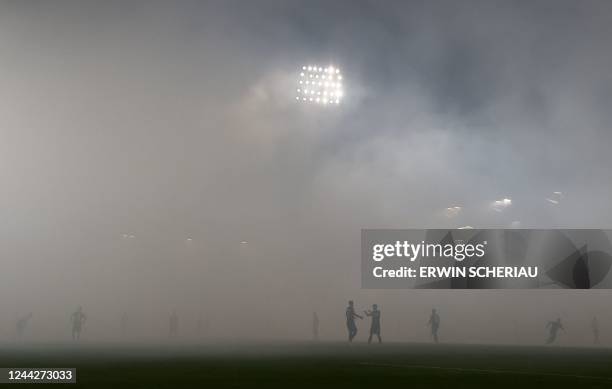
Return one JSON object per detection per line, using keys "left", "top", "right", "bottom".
{"left": 196, "top": 314, "right": 210, "bottom": 335}
{"left": 427, "top": 309, "right": 440, "bottom": 343}
{"left": 196, "top": 313, "right": 203, "bottom": 334}
{"left": 16, "top": 313, "right": 32, "bottom": 338}
{"left": 120, "top": 312, "right": 128, "bottom": 336}
{"left": 364, "top": 304, "right": 381, "bottom": 344}
{"left": 546, "top": 317, "right": 564, "bottom": 344}
{"left": 312, "top": 312, "right": 319, "bottom": 341}
{"left": 169, "top": 311, "right": 179, "bottom": 337}
{"left": 346, "top": 300, "right": 362, "bottom": 342}
{"left": 592, "top": 316, "right": 599, "bottom": 344}
{"left": 71, "top": 306, "right": 86, "bottom": 341}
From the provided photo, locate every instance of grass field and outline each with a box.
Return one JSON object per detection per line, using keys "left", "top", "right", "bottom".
{"left": 2, "top": 342, "right": 612, "bottom": 388}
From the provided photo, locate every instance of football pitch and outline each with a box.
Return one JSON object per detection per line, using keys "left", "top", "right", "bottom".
{"left": 2, "top": 342, "right": 611, "bottom": 388}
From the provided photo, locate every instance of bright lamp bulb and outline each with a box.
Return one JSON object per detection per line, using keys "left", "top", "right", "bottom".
{"left": 296, "top": 64, "right": 344, "bottom": 106}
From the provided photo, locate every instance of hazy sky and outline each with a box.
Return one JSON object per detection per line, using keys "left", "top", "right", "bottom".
{"left": 1, "top": 0, "right": 611, "bottom": 344}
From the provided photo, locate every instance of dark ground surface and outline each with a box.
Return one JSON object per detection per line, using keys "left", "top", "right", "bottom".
{"left": 1, "top": 342, "right": 612, "bottom": 388}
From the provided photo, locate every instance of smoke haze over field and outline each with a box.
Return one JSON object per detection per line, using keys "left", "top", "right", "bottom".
{"left": 1, "top": 0, "right": 612, "bottom": 345}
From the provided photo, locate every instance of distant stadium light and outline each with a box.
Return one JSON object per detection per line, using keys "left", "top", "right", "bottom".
{"left": 445, "top": 206, "right": 462, "bottom": 218}
{"left": 297, "top": 65, "right": 343, "bottom": 106}
{"left": 546, "top": 191, "right": 563, "bottom": 205}
{"left": 492, "top": 198, "right": 512, "bottom": 212}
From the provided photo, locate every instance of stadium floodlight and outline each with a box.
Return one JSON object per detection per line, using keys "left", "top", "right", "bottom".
{"left": 296, "top": 65, "right": 343, "bottom": 106}
{"left": 445, "top": 206, "right": 462, "bottom": 218}
{"left": 546, "top": 191, "right": 563, "bottom": 205}
{"left": 492, "top": 198, "right": 512, "bottom": 212}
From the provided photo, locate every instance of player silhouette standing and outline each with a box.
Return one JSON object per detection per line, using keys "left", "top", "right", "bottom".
{"left": 169, "top": 310, "right": 179, "bottom": 337}
{"left": 427, "top": 309, "right": 440, "bottom": 343}
{"left": 591, "top": 316, "right": 599, "bottom": 345}
{"left": 16, "top": 313, "right": 32, "bottom": 338}
{"left": 546, "top": 317, "right": 564, "bottom": 344}
{"left": 71, "top": 306, "right": 87, "bottom": 341}
{"left": 196, "top": 313, "right": 203, "bottom": 334}
{"left": 346, "top": 300, "right": 362, "bottom": 342}
{"left": 312, "top": 312, "right": 319, "bottom": 341}
{"left": 364, "top": 304, "right": 382, "bottom": 344}
{"left": 120, "top": 312, "right": 128, "bottom": 336}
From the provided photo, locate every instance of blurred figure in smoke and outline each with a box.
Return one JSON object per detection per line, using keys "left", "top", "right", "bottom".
{"left": 545, "top": 317, "right": 564, "bottom": 344}
{"left": 120, "top": 312, "right": 128, "bottom": 336}
{"left": 196, "top": 313, "right": 209, "bottom": 336}
{"left": 346, "top": 300, "right": 362, "bottom": 342}
{"left": 592, "top": 316, "right": 600, "bottom": 345}
{"left": 427, "top": 309, "right": 440, "bottom": 343}
{"left": 312, "top": 312, "right": 319, "bottom": 341}
{"left": 71, "top": 306, "right": 86, "bottom": 341}
{"left": 16, "top": 313, "right": 32, "bottom": 338}
{"left": 196, "top": 313, "right": 203, "bottom": 334}
{"left": 169, "top": 310, "right": 179, "bottom": 337}
{"left": 364, "top": 304, "right": 382, "bottom": 344}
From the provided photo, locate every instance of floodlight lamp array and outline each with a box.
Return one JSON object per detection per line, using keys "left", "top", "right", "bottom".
{"left": 296, "top": 65, "right": 343, "bottom": 106}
